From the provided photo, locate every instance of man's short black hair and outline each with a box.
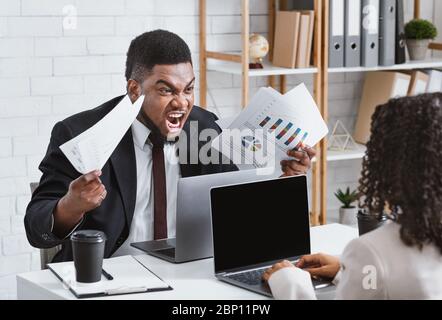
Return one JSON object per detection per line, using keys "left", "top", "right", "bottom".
{"left": 125, "top": 29, "right": 192, "bottom": 82}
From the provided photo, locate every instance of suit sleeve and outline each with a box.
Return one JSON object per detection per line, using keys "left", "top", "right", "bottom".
{"left": 24, "top": 121, "right": 82, "bottom": 249}
{"left": 335, "top": 238, "right": 387, "bottom": 299}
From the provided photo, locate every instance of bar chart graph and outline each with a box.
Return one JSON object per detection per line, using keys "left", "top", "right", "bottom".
{"left": 258, "top": 114, "right": 309, "bottom": 148}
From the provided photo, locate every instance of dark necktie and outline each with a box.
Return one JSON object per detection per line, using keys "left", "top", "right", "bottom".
{"left": 149, "top": 131, "right": 167, "bottom": 240}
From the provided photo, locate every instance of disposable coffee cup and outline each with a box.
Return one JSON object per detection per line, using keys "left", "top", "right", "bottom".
{"left": 71, "top": 230, "right": 107, "bottom": 283}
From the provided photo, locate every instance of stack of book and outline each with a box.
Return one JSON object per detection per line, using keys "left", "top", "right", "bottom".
{"left": 272, "top": 10, "right": 315, "bottom": 69}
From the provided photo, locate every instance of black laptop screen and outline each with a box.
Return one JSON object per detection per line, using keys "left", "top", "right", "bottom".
{"left": 210, "top": 176, "right": 311, "bottom": 273}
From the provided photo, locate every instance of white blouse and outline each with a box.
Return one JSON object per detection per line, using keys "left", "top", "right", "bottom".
{"left": 268, "top": 222, "right": 442, "bottom": 300}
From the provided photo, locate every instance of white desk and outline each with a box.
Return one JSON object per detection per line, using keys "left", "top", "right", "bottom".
{"left": 17, "top": 224, "right": 358, "bottom": 300}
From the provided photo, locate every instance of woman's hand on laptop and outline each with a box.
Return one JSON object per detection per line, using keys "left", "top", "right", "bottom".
{"left": 295, "top": 253, "right": 341, "bottom": 280}
{"left": 262, "top": 260, "right": 295, "bottom": 282}
{"left": 262, "top": 253, "right": 340, "bottom": 283}
{"left": 280, "top": 145, "right": 316, "bottom": 177}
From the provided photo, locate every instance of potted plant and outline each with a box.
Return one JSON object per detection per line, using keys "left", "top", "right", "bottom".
{"left": 334, "top": 187, "right": 359, "bottom": 226}
{"left": 405, "top": 19, "right": 438, "bottom": 60}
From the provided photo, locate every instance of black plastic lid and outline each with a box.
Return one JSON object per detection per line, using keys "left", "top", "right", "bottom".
{"left": 70, "top": 230, "right": 107, "bottom": 243}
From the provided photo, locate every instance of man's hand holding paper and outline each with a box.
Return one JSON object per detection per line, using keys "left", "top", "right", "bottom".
{"left": 60, "top": 95, "right": 145, "bottom": 174}
{"left": 53, "top": 95, "right": 144, "bottom": 237}
{"left": 212, "top": 83, "right": 328, "bottom": 176}
{"left": 53, "top": 170, "right": 106, "bottom": 237}
{"left": 281, "top": 145, "right": 317, "bottom": 177}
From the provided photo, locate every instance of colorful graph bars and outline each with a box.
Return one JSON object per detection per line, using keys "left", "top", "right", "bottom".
{"left": 259, "top": 116, "right": 271, "bottom": 127}
{"left": 269, "top": 119, "right": 283, "bottom": 131}
{"left": 276, "top": 123, "right": 293, "bottom": 139}
{"left": 295, "top": 132, "right": 309, "bottom": 149}
{"left": 257, "top": 116, "right": 309, "bottom": 147}
{"left": 284, "top": 128, "right": 301, "bottom": 146}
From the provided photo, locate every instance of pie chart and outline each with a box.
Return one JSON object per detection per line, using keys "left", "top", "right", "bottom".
{"left": 241, "top": 136, "right": 262, "bottom": 152}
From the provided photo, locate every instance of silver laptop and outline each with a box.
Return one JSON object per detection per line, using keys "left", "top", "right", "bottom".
{"left": 130, "top": 167, "right": 278, "bottom": 263}
{"left": 210, "top": 175, "right": 331, "bottom": 297}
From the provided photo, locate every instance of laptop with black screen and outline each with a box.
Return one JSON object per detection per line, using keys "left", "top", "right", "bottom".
{"left": 131, "top": 168, "right": 277, "bottom": 263}
{"left": 210, "top": 175, "right": 330, "bottom": 297}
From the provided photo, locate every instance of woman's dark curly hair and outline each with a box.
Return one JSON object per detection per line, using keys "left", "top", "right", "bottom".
{"left": 359, "top": 92, "right": 442, "bottom": 254}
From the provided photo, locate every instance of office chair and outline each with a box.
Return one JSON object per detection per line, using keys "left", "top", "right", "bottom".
{"left": 30, "top": 182, "right": 61, "bottom": 270}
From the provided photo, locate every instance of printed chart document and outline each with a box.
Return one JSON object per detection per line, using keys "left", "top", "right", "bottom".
{"left": 212, "top": 83, "right": 328, "bottom": 172}
{"left": 215, "top": 116, "right": 236, "bottom": 130}
{"left": 47, "top": 255, "right": 172, "bottom": 298}
{"left": 60, "top": 95, "right": 144, "bottom": 174}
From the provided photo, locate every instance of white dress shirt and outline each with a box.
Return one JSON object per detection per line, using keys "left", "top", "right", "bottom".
{"left": 269, "top": 221, "right": 442, "bottom": 300}
{"left": 112, "top": 119, "right": 181, "bottom": 257}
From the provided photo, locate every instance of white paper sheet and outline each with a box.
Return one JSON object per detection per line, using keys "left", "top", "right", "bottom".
{"left": 215, "top": 116, "right": 236, "bottom": 130}
{"left": 60, "top": 95, "right": 144, "bottom": 174}
{"left": 211, "top": 83, "right": 328, "bottom": 172}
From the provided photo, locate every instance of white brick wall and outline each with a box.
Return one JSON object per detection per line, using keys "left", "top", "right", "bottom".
{"left": 0, "top": 97, "right": 52, "bottom": 118}
{"left": 31, "top": 76, "right": 83, "bottom": 95}
{"left": 0, "top": 0, "right": 20, "bottom": 16}
{"left": 0, "top": 38, "right": 34, "bottom": 57}
{"left": 0, "top": 0, "right": 438, "bottom": 300}
{"left": 35, "top": 38, "right": 88, "bottom": 56}
{"left": 0, "top": 78, "right": 30, "bottom": 97}
{"left": 7, "top": 17, "right": 62, "bottom": 37}
{"left": 0, "top": 138, "right": 12, "bottom": 158}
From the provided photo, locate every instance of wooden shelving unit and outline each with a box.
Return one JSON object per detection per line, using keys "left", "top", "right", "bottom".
{"left": 318, "top": 0, "right": 442, "bottom": 224}
{"left": 199, "top": 0, "right": 323, "bottom": 225}
{"left": 199, "top": 0, "right": 441, "bottom": 226}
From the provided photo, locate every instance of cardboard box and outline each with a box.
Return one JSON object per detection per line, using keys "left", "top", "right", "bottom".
{"left": 425, "top": 69, "right": 442, "bottom": 93}
{"left": 354, "top": 71, "right": 411, "bottom": 144}
{"left": 273, "top": 11, "right": 301, "bottom": 68}
{"left": 407, "top": 70, "right": 429, "bottom": 96}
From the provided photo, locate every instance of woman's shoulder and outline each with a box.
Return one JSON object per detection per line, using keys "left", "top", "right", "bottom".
{"left": 341, "top": 222, "right": 399, "bottom": 268}
{"left": 357, "top": 221, "right": 400, "bottom": 246}
{"left": 346, "top": 221, "right": 440, "bottom": 269}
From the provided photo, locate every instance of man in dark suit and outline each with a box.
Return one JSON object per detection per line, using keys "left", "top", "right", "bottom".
{"left": 25, "top": 30, "right": 315, "bottom": 262}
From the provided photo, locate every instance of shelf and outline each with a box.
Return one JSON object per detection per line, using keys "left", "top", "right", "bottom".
{"left": 326, "top": 144, "right": 366, "bottom": 161}
{"left": 312, "top": 143, "right": 366, "bottom": 162}
{"left": 328, "top": 57, "right": 442, "bottom": 73}
{"left": 207, "top": 59, "right": 318, "bottom": 77}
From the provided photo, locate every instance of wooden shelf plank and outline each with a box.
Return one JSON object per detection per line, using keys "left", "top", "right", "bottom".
{"left": 311, "top": 143, "right": 366, "bottom": 162}
{"left": 207, "top": 59, "right": 318, "bottom": 76}
{"left": 327, "top": 143, "right": 366, "bottom": 161}
{"left": 328, "top": 58, "right": 442, "bottom": 73}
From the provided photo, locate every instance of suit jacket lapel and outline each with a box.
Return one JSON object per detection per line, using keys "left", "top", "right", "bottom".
{"left": 110, "top": 128, "right": 137, "bottom": 227}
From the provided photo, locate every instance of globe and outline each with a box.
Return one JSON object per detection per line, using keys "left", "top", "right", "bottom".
{"left": 249, "top": 33, "right": 269, "bottom": 69}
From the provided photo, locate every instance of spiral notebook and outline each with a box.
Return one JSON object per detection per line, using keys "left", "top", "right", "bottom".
{"left": 47, "top": 255, "right": 172, "bottom": 298}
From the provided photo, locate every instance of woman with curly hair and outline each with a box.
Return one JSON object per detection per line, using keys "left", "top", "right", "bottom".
{"left": 263, "top": 92, "right": 442, "bottom": 299}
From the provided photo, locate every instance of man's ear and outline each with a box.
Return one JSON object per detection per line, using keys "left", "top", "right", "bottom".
{"left": 127, "top": 79, "right": 142, "bottom": 103}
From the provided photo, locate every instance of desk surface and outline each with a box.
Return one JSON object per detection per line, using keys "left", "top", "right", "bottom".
{"left": 17, "top": 224, "right": 358, "bottom": 300}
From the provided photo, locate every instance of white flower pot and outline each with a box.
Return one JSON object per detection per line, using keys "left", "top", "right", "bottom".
{"left": 406, "top": 39, "right": 430, "bottom": 61}
{"left": 339, "top": 207, "right": 358, "bottom": 226}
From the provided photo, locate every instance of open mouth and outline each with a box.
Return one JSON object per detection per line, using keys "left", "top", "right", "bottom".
{"left": 166, "top": 110, "right": 186, "bottom": 132}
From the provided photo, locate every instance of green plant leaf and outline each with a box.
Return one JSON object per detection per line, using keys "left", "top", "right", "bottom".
{"left": 405, "top": 19, "right": 438, "bottom": 40}
{"left": 334, "top": 187, "right": 360, "bottom": 208}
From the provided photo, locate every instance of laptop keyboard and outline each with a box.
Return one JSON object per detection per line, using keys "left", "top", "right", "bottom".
{"left": 226, "top": 269, "right": 266, "bottom": 286}
{"left": 226, "top": 268, "right": 332, "bottom": 289}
